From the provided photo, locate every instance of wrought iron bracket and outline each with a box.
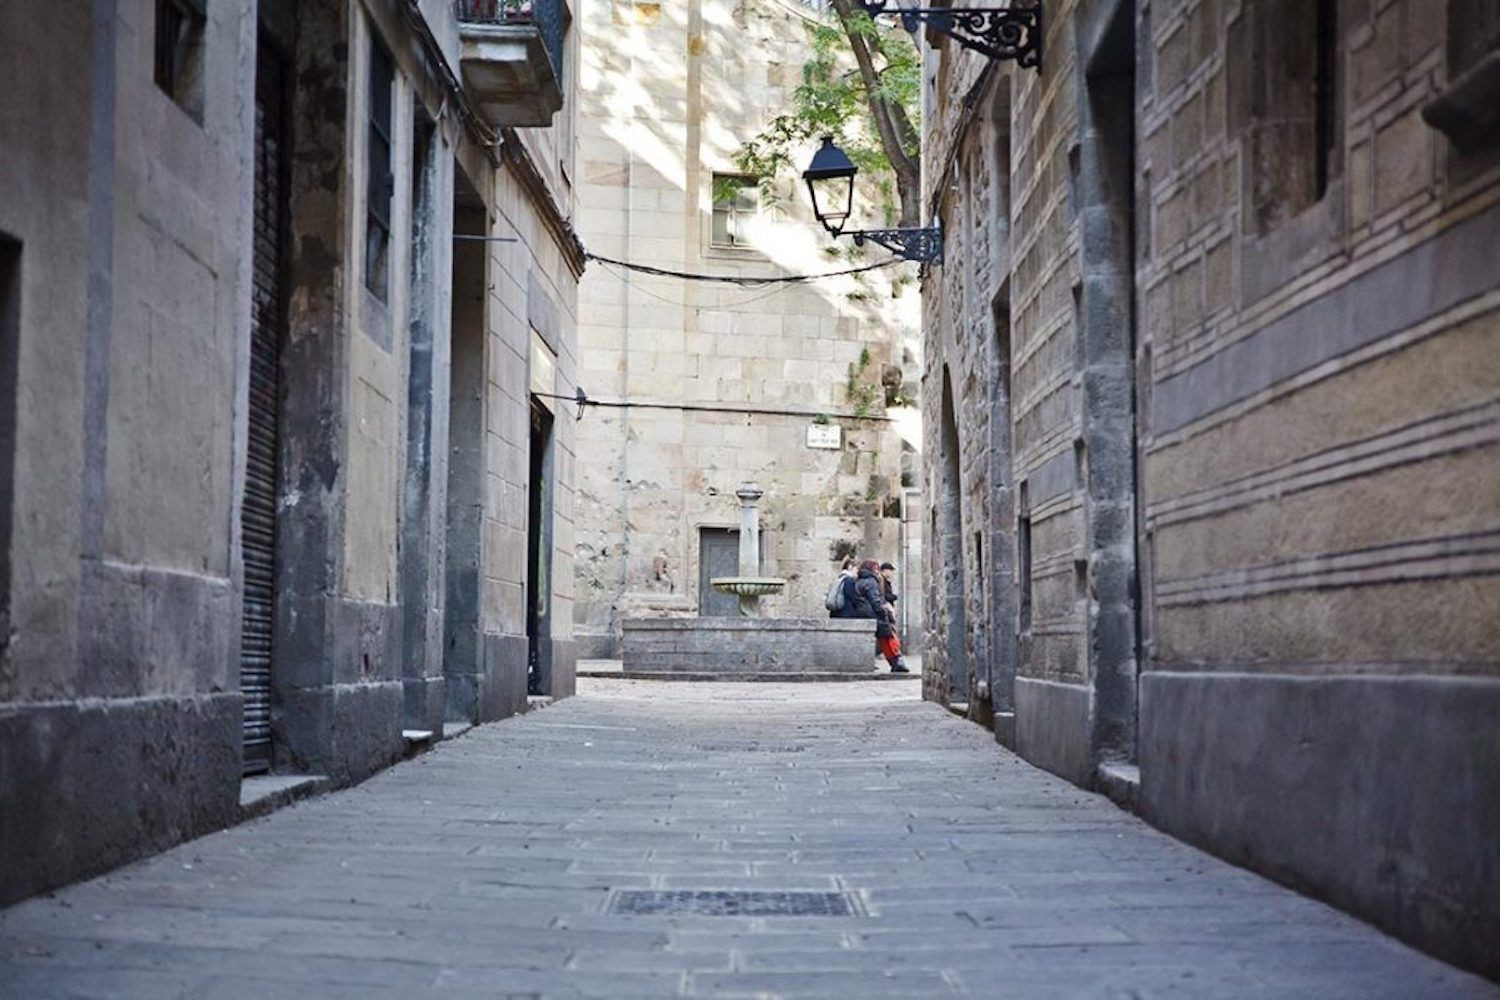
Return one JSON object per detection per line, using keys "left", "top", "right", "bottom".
{"left": 855, "top": 0, "right": 1042, "bottom": 69}
{"left": 850, "top": 226, "right": 943, "bottom": 263}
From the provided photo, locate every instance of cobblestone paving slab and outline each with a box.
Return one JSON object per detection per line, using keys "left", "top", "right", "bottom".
{"left": 2, "top": 679, "right": 1495, "bottom": 998}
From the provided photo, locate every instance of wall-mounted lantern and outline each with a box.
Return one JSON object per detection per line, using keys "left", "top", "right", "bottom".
{"left": 855, "top": 0, "right": 1043, "bottom": 69}
{"left": 803, "top": 136, "right": 943, "bottom": 264}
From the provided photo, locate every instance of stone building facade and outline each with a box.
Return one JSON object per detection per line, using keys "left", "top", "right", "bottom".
{"left": 571, "top": 0, "right": 923, "bottom": 654}
{"left": 920, "top": 0, "right": 1499, "bottom": 978}
{"left": 0, "top": 0, "right": 581, "bottom": 905}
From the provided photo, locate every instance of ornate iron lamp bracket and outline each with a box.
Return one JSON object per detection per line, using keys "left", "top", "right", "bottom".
{"left": 855, "top": 0, "right": 1043, "bottom": 68}
{"left": 851, "top": 226, "right": 944, "bottom": 263}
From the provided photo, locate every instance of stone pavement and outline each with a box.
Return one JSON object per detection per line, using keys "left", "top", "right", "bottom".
{"left": 1, "top": 680, "right": 1493, "bottom": 999}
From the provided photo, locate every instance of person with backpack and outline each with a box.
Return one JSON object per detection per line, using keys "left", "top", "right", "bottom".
{"left": 825, "top": 556, "right": 858, "bottom": 618}
{"left": 851, "top": 559, "right": 908, "bottom": 673}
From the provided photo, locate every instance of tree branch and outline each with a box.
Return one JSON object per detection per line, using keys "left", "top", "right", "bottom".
{"left": 829, "top": 0, "right": 922, "bottom": 226}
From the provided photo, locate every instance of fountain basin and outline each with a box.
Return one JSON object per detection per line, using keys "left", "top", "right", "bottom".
{"left": 710, "top": 577, "right": 787, "bottom": 597}
{"left": 622, "top": 617, "right": 877, "bottom": 675}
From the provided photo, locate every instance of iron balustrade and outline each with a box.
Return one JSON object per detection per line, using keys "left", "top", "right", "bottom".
{"left": 455, "top": 0, "right": 565, "bottom": 91}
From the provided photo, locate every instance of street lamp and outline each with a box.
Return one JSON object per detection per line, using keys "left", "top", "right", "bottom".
{"left": 802, "top": 136, "right": 943, "bottom": 264}
{"left": 802, "top": 136, "right": 857, "bottom": 236}
{"left": 855, "top": 0, "right": 1043, "bottom": 69}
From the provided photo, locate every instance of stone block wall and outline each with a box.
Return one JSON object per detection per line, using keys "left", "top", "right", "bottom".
{"left": 572, "top": 0, "right": 922, "bottom": 656}
{"left": 920, "top": 0, "right": 1500, "bottom": 977}
{"left": 1136, "top": 0, "right": 1500, "bottom": 977}
{"left": 622, "top": 617, "right": 878, "bottom": 673}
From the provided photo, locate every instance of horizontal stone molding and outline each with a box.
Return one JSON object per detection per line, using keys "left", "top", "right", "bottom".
{"left": 1149, "top": 658, "right": 1500, "bottom": 676}
{"left": 1156, "top": 529, "right": 1500, "bottom": 607}
{"left": 1153, "top": 202, "right": 1500, "bottom": 437}
{"left": 1150, "top": 399, "right": 1500, "bottom": 527}
{"left": 1021, "top": 446, "right": 1078, "bottom": 507}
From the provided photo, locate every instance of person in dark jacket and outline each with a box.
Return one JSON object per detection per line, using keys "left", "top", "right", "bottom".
{"left": 850, "top": 560, "right": 886, "bottom": 620}
{"left": 879, "top": 561, "right": 899, "bottom": 618}
{"left": 877, "top": 561, "right": 910, "bottom": 673}
{"left": 853, "top": 560, "right": 909, "bottom": 673}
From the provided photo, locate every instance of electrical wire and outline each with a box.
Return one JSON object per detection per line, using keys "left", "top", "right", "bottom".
{"left": 533, "top": 388, "right": 895, "bottom": 423}
{"left": 583, "top": 251, "right": 907, "bottom": 286}
{"left": 594, "top": 261, "right": 793, "bottom": 310}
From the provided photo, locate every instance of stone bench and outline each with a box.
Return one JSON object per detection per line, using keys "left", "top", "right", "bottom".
{"left": 622, "top": 617, "right": 877, "bottom": 674}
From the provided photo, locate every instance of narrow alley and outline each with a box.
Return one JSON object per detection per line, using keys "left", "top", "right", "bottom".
{"left": 1, "top": 679, "right": 1491, "bottom": 999}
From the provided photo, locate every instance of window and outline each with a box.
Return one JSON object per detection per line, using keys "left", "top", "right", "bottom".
{"left": 1314, "top": 0, "right": 1338, "bottom": 199}
{"left": 1424, "top": 0, "right": 1500, "bottom": 157}
{"left": 1236, "top": 0, "right": 1341, "bottom": 231}
{"left": 710, "top": 175, "right": 760, "bottom": 248}
{"left": 366, "top": 36, "right": 395, "bottom": 299}
{"left": 1017, "top": 482, "right": 1032, "bottom": 634}
{"left": 974, "top": 531, "right": 984, "bottom": 603}
{"left": 1447, "top": 0, "right": 1500, "bottom": 78}
{"left": 155, "top": 0, "right": 206, "bottom": 122}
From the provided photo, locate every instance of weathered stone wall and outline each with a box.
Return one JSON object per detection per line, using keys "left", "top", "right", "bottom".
{"left": 0, "top": 0, "right": 256, "bottom": 904}
{"left": 1135, "top": 0, "right": 1500, "bottom": 977}
{"left": 921, "top": 12, "right": 1071, "bottom": 751}
{"left": 921, "top": 0, "right": 1500, "bottom": 977}
{"left": 572, "top": 0, "right": 922, "bottom": 656}
{"left": 0, "top": 0, "right": 581, "bottom": 904}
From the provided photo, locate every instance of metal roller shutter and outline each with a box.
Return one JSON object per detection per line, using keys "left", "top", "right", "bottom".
{"left": 242, "top": 48, "right": 285, "bottom": 775}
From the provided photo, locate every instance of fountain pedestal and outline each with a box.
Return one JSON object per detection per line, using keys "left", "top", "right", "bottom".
{"left": 708, "top": 483, "right": 786, "bottom": 615}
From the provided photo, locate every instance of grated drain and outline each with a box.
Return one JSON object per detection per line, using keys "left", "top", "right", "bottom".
{"left": 607, "top": 890, "right": 858, "bottom": 917}
{"left": 691, "top": 742, "right": 807, "bottom": 753}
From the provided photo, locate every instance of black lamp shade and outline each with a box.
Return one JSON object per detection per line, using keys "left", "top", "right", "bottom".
{"left": 802, "top": 136, "right": 857, "bottom": 236}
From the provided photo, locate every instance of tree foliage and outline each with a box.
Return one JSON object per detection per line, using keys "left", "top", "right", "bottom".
{"left": 720, "top": 3, "right": 921, "bottom": 227}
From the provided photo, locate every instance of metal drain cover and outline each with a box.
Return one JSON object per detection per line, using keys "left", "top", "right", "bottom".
{"left": 691, "top": 743, "right": 807, "bottom": 753}
{"left": 608, "top": 890, "right": 857, "bottom": 917}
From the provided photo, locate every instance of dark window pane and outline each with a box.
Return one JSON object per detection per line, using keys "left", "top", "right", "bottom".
{"left": 366, "top": 35, "right": 395, "bottom": 297}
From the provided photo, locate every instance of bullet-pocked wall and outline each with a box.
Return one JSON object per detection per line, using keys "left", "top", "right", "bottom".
{"left": 571, "top": 0, "right": 924, "bottom": 654}
{"left": 920, "top": 0, "right": 1500, "bottom": 979}
{"left": 0, "top": 0, "right": 581, "bottom": 905}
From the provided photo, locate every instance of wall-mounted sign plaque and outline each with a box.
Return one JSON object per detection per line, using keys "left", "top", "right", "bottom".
{"left": 806, "top": 424, "right": 842, "bottom": 450}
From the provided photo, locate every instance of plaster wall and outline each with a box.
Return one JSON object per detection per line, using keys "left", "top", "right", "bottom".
{"left": 0, "top": 0, "right": 581, "bottom": 904}
{"left": 0, "top": 0, "right": 257, "bottom": 903}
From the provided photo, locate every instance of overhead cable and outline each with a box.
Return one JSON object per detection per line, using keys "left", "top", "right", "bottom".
{"left": 584, "top": 251, "right": 907, "bottom": 287}
{"left": 533, "top": 388, "right": 896, "bottom": 423}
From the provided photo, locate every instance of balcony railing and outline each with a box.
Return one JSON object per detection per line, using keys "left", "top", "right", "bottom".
{"left": 455, "top": 0, "right": 564, "bottom": 127}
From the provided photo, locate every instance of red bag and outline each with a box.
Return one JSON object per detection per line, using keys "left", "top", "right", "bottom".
{"left": 878, "top": 633, "right": 903, "bottom": 659}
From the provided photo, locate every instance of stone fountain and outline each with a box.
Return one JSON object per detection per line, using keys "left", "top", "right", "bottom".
{"left": 620, "top": 482, "right": 881, "bottom": 677}
{"left": 709, "top": 483, "right": 786, "bottom": 616}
